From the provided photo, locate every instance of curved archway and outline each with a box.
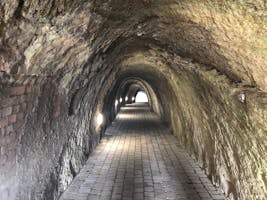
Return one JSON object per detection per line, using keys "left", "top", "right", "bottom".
{"left": 105, "top": 76, "right": 163, "bottom": 125}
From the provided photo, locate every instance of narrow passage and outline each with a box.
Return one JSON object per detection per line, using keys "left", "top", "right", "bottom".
{"left": 60, "top": 104, "right": 225, "bottom": 200}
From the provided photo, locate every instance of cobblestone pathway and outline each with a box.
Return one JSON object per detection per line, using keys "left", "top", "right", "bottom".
{"left": 60, "top": 104, "right": 225, "bottom": 200}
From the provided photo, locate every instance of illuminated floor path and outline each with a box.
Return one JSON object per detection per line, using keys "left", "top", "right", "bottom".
{"left": 60, "top": 104, "right": 225, "bottom": 200}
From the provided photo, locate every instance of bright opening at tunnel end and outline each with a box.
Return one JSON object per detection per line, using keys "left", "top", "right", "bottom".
{"left": 135, "top": 91, "right": 148, "bottom": 103}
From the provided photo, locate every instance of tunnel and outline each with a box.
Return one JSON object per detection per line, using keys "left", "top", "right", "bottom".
{"left": 0, "top": 1, "right": 266, "bottom": 200}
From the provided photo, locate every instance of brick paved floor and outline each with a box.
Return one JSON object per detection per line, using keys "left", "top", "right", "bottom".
{"left": 60, "top": 104, "right": 225, "bottom": 200}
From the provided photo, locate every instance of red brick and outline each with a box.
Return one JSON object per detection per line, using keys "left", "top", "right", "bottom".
{"left": 13, "top": 113, "right": 24, "bottom": 130}
{"left": 9, "top": 86, "right": 26, "bottom": 96}
{"left": 0, "top": 128, "right": 4, "bottom": 136}
{"left": 8, "top": 115, "right": 16, "bottom": 124}
{"left": 26, "top": 86, "right": 32, "bottom": 93}
{"left": 20, "top": 103, "right": 27, "bottom": 112}
{"left": 1, "top": 107, "right": 12, "bottom": 117}
{"left": 17, "top": 95, "right": 27, "bottom": 104}
{"left": 0, "top": 98, "right": 15, "bottom": 108}
{"left": 13, "top": 120, "right": 24, "bottom": 130}
{"left": 0, "top": 118, "right": 8, "bottom": 128}
{"left": 5, "top": 133, "right": 18, "bottom": 145}
{"left": 12, "top": 105, "right": 20, "bottom": 114}
{"left": 16, "top": 113, "right": 24, "bottom": 121}
{"left": 0, "top": 135, "right": 8, "bottom": 145}
{"left": 5, "top": 125, "right": 14, "bottom": 135}
{"left": 53, "top": 95, "right": 62, "bottom": 118}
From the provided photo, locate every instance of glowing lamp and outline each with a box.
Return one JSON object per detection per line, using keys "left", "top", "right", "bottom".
{"left": 115, "top": 100, "right": 118, "bottom": 106}
{"left": 132, "top": 97, "right": 135, "bottom": 101}
{"left": 125, "top": 96, "right": 128, "bottom": 101}
{"left": 120, "top": 98, "right": 123, "bottom": 103}
{"left": 96, "top": 113, "right": 104, "bottom": 125}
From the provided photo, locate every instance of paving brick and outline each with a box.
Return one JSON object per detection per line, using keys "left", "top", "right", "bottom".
{"left": 60, "top": 104, "right": 225, "bottom": 200}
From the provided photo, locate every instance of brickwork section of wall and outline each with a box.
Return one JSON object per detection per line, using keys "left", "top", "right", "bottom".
{"left": 0, "top": 83, "right": 32, "bottom": 199}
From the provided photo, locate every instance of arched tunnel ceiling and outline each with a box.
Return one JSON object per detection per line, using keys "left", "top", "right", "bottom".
{"left": 101, "top": 71, "right": 166, "bottom": 125}
{"left": 0, "top": 1, "right": 267, "bottom": 200}
{"left": 0, "top": 0, "right": 267, "bottom": 91}
{"left": 124, "top": 83, "right": 149, "bottom": 103}
{"left": 118, "top": 80, "right": 152, "bottom": 105}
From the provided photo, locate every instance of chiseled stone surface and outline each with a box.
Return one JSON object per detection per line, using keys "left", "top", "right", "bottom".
{"left": 60, "top": 104, "right": 225, "bottom": 200}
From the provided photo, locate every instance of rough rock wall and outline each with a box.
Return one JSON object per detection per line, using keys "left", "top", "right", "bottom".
{"left": 16, "top": 76, "right": 102, "bottom": 199}
{"left": 167, "top": 62, "right": 267, "bottom": 200}
{"left": 0, "top": 0, "right": 266, "bottom": 200}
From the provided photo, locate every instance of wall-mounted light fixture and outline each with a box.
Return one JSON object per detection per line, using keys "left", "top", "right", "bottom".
{"left": 125, "top": 96, "right": 128, "bottom": 101}
{"left": 115, "top": 100, "right": 118, "bottom": 106}
{"left": 96, "top": 113, "right": 104, "bottom": 126}
{"left": 120, "top": 98, "right": 123, "bottom": 103}
{"left": 238, "top": 93, "right": 246, "bottom": 103}
{"left": 132, "top": 97, "right": 135, "bottom": 101}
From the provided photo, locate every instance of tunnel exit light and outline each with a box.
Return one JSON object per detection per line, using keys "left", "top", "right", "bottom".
{"left": 135, "top": 91, "right": 148, "bottom": 103}
{"left": 96, "top": 113, "right": 104, "bottom": 125}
